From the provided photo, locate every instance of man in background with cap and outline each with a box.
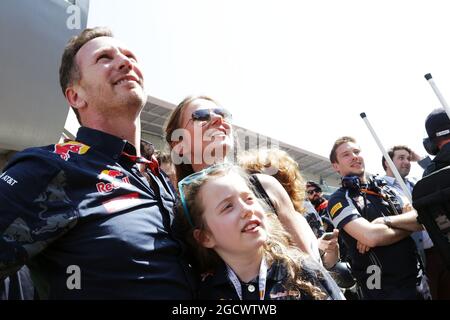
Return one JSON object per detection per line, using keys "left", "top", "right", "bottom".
{"left": 423, "top": 108, "right": 450, "bottom": 176}
{"left": 420, "top": 108, "right": 450, "bottom": 299}
{"left": 379, "top": 108, "right": 450, "bottom": 299}
{"left": 306, "top": 181, "right": 333, "bottom": 232}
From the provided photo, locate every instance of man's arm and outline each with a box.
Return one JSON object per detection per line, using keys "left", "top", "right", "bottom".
{"left": 372, "top": 209, "right": 424, "bottom": 232}
{"left": 343, "top": 217, "right": 412, "bottom": 248}
{"left": 327, "top": 191, "right": 411, "bottom": 248}
{"left": 0, "top": 151, "right": 77, "bottom": 278}
{"left": 410, "top": 150, "right": 432, "bottom": 170}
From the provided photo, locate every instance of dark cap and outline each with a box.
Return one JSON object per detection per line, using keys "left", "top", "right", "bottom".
{"left": 425, "top": 108, "right": 450, "bottom": 139}
{"left": 306, "top": 181, "right": 322, "bottom": 192}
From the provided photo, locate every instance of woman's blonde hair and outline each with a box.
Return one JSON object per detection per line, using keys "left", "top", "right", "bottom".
{"left": 179, "top": 165, "right": 326, "bottom": 299}
{"left": 239, "top": 148, "right": 306, "bottom": 214}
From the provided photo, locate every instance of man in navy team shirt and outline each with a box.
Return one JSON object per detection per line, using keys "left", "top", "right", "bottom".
{"left": 0, "top": 27, "right": 196, "bottom": 299}
{"left": 327, "top": 136, "right": 429, "bottom": 300}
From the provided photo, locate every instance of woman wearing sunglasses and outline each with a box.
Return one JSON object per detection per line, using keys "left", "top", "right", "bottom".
{"left": 164, "top": 95, "right": 320, "bottom": 262}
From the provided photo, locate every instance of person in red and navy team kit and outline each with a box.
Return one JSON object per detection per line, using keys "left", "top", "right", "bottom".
{"left": 0, "top": 27, "right": 196, "bottom": 299}
{"left": 305, "top": 181, "right": 333, "bottom": 232}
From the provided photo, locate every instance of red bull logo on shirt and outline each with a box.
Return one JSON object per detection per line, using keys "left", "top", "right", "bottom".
{"left": 54, "top": 141, "right": 90, "bottom": 161}
{"left": 96, "top": 169, "right": 130, "bottom": 194}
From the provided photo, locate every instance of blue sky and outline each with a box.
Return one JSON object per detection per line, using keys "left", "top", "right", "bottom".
{"left": 86, "top": 0, "right": 450, "bottom": 179}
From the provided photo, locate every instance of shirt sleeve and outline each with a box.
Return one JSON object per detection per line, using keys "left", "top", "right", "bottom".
{"left": 327, "top": 191, "right": 361, "bottom": 230}
{"left": 417, "top": 156, "right": 432, "bottom": 170}
{"left": 0, "top": 150, "right": 78, "bottom": 279}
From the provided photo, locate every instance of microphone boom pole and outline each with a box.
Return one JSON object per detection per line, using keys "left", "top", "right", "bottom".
{"left": 360, "top": 112, "right": 412, "bottom": 203}
{"left": 424, "top": 73, "right": 450, "bottom": 120}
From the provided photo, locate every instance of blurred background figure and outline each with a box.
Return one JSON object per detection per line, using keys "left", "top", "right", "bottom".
{"left": 306, "top": 181, "right": 333, "bottom": 233}
{"left": 381, "top": 146, "right": 431, "bottom": 266}
{"left": 155, "top": 150, "right": 177, "bottom": 189}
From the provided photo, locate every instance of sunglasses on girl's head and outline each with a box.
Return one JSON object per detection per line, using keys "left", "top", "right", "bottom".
{"left": 178, "top": 163, "right": 233, "bottom": 227}
{"left": 189, "top": 108, "right": 232, "bottom": 126}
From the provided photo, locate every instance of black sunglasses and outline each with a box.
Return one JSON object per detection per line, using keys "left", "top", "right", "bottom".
{"left": 186, "top": 108, "right": 232, "bottom": 127}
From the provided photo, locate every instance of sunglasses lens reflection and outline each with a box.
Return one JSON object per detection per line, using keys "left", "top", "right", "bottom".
{"left": 192, "top": 109, "right": 211, "bottom": 121}
{"left": 191, "top": 108, "right": 232, "bottom": 123}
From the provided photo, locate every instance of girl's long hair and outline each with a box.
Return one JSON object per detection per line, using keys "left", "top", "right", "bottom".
{"left": 239, "top": 148, "right": 306, "bottom": 214}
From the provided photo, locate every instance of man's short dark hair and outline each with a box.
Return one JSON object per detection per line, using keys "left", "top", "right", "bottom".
{"left": 59, "top": 27, "right": 113, "bottom": 124}
{"left": 329, "top": 136, "right": 356, "bottom": 164}
{"left": 381, "top": 145, "right": 412, "bottom": 171}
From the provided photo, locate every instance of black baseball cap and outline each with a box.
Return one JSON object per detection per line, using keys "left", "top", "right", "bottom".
{"left": 426, "top": 108, "right": 450, "bottom": 139}
{"left": 306, "top": 181, "right": 322, "bottom": 192}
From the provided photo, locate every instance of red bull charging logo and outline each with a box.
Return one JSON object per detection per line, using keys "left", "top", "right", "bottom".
{"left": 96, "top": 169, "right": 130, "bottom": 194}
{"left": 54, "top": 141, "right": 90, "bottom": 161}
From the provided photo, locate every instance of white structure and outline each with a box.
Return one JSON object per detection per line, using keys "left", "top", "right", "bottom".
{"left": 0, "top": 0, "right": 340, "bottom": 191}
{"left": 138, "top": 96, "right": 341, "bottom": 191}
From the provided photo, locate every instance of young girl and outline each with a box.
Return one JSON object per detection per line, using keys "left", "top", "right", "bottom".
{"left": 178, "top": 164, "right": 344, "bottom": 300}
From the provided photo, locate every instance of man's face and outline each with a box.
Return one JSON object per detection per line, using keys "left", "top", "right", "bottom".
{"left": 332, "top": 141, "right": 365, "bottom": 177}
{"left": 390, "top": 149, "right": 411, "bottom": 178}
{"left": 74, "top": 36, "right": 146, "bottom": 117}
{"left": 306, "top": 187, "right": 322, "bottom": 202}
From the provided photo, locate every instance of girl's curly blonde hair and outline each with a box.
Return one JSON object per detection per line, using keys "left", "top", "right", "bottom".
{"left": 239, "top": 148, "right": 306, "bottom": 213}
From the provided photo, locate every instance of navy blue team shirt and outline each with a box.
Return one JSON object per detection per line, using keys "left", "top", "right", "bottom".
{"left": 0, "top": 127, "right": 196, "bottom": 299}
{"left": 327, "top": 182, "right": 425, "bottom": 299}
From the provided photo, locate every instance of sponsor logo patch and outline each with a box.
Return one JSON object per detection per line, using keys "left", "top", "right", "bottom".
{"left": 0, "top": 172, "right": 18, "bottom": 186}
{"left": 54, "top": 141, "right": 90, "bottom": 161}
{"left": 96, "top": 169, "right": 130, "bottom": 194}
{"left": 330, "top": 202, "right": 343, "bottom": 217}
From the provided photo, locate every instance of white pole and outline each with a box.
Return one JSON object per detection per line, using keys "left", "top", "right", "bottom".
{"left": 360, "top": 112, "right": 412, "bottom": 203}
{"left": 424, "top": 73, "right": 450, "bottom": 120}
